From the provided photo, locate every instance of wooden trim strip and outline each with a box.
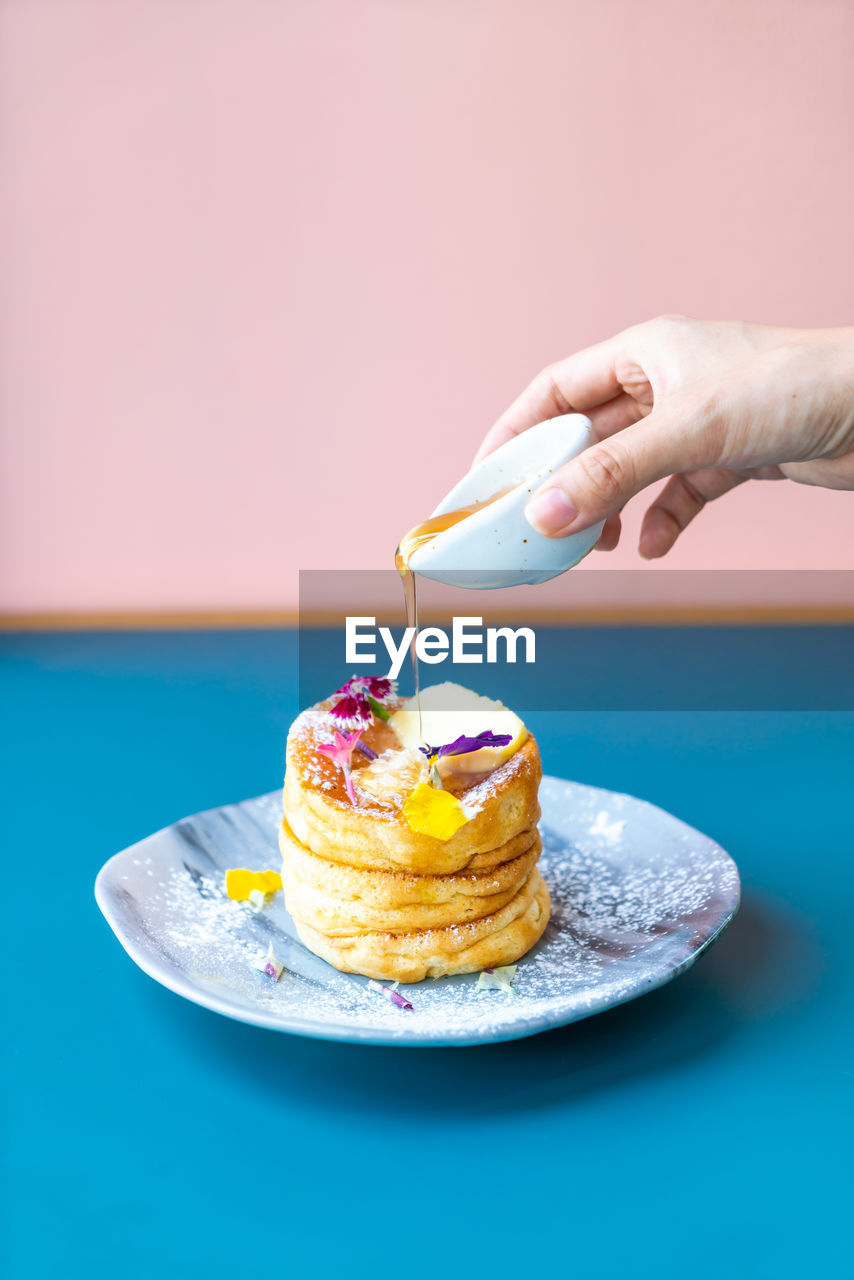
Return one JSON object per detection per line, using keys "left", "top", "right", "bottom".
{"left": 2, "top": 606, "right": 854, "bottom": 631}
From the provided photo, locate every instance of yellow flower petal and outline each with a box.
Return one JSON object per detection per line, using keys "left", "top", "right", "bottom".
{"left": 225, "top": 868, "right": 283, "bottom": 901}
{"left": 401, "top": 782, "right": 471, "bottom": 841}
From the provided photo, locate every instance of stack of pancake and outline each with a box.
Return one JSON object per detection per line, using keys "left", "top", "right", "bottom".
{"left": 279, "top": 689, "right": 550, "bottom": 983}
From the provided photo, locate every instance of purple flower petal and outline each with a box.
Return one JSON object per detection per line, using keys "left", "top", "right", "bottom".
{"left": 368, "top": 978, "right": 414, "bottom": 1011}
{"left": 420, "top": 730, "right": 513, "bottom": 760}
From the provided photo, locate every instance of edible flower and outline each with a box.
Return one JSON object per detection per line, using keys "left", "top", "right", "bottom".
{"left": 476, "top": 964, "right": 517, "bottom": 993}
{"left": 401, "top": 781, "right": 471, "bottom": 841}
{"left": 329, "top": 675, "right": 397, "bottom": 730}
{"left": 316, "top": 729, "right": 363, "bottom": 803}
{"left": 328, "top": 693, "right": 373, "bottom": 731}
{"left": 225, "top": 868, "right": 283, "bottom": 901}
{"left": 420, "top": 730, "right": 512, "bottom": 762}
{"left": 368, "top": 978, "right": 414, "bottom": 1011}
{"left": 250, "top": 943, "right": 286, "bottom": 982}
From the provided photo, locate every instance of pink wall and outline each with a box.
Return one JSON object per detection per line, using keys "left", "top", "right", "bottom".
{"left": 2, "top": 0, "right": 853, "bottom": 614}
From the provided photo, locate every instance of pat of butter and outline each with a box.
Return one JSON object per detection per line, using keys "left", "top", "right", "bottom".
{"left": 391, "top": 682, "right": 527, "bottom": 772}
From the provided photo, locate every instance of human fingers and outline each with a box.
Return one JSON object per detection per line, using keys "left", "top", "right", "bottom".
{"left": 594, "top": 511, "right": 623, "bottom": 552}
{"left": 472, "top": 333, "right": 628, "bottom": 466}
{"left": 638, "top": 469, "right": 748, "bottom": 559}
{"left": 639, "top": 464, "right": 789, "bottom": 557}
{"left": 524, "top": 392, "right": 723, "bottom": 537}
{"left": 586, "top": 391, "right": 649, "bottom": 440}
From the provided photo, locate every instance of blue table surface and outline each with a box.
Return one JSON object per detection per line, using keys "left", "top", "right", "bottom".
{"left": 3, "top": 628, "right": 853, "bottom": 1280}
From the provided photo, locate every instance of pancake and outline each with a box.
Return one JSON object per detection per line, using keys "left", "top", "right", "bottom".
{"left": 280, "top": 685, "right": 551, "bottom": 981}
{"left": 289, "top": 869, "right": 551, "bottom": 983}
{"left": 279, "top": 817, "right": 542, "bottom": 934}
{"left": 284, "top": 700, "right": 542, "bottom": 875}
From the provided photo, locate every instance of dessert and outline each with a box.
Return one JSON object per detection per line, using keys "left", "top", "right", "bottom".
{"left": 280, "top": 678, "right": 550, "bottom": 982}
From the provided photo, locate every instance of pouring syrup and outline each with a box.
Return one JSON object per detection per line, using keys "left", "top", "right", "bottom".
{"left": 394, "top": 487, "right": 512, "bottom": 738}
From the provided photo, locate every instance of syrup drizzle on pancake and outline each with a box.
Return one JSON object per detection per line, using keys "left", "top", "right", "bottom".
{"left": 394, "top": 487, "right": 512, "bottom": 738}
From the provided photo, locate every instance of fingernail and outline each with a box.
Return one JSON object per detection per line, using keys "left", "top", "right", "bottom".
{"left": 524, "top": 487, "right": 578, "bottom": 535}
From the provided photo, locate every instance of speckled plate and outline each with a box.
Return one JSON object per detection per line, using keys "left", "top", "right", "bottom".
{"left": 95, "top": 778, "right": 740, "bottom": 1047}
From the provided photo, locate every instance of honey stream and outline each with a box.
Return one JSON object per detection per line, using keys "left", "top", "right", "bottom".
{"left": 394, "top": 487, "right": 513, "bottom": 738}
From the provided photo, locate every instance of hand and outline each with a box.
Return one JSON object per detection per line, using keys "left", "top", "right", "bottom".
{"left": 474, "top": 316, "right": 854, "bottom": 557}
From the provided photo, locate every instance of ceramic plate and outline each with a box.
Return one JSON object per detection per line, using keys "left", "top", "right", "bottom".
{"left": 95, "top": 777, "right": 740, "bottom": 1047}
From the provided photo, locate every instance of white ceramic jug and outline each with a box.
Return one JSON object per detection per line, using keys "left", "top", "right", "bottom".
{"left": 407, "top": 414, "right": 603, "bottom": 589}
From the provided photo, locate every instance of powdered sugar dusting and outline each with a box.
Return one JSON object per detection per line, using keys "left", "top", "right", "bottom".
{"left": 588, "top": 811, "right": 626, "bottom": 844}
{"left": 97, "top": 778, "right": 740, "bottom": 1046}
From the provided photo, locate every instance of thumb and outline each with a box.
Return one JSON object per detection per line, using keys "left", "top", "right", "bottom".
{"left": 524, "top": 399, "right": 720, "bottom": 537}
